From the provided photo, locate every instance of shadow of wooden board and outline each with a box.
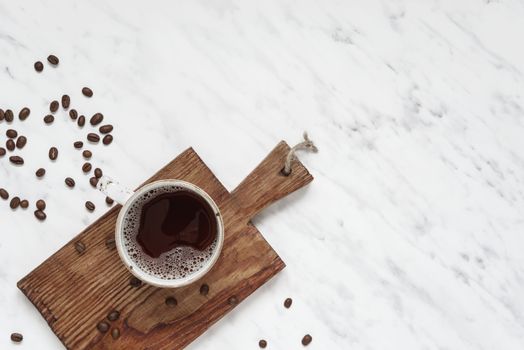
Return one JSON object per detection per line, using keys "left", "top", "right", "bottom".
{"left": 18, "top": 142, "right": 313, "bottom": 349}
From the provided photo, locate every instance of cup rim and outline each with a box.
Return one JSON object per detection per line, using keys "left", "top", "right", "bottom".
{"left": 115, "top": 179, "right": 224, "bottom": 288}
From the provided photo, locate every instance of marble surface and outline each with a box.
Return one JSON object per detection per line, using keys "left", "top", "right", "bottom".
{"left": 2, "top": 0, "right": 524, "bottom": 349}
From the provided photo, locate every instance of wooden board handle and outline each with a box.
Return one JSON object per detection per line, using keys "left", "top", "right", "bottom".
{"left": 231, "top": 141, "right": 314, "bottom": 224}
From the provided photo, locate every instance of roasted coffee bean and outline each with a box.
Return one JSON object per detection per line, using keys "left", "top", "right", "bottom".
{"left": 228, "top": 296, "right": 238, "bottom": 306}
{"left": 259, "top": 340, "right": 267, "bottom": 348}
{"left": 6, "top": 129, "right": 17, "bottom": 138}
{"left": 111, "top": 328, "right": 120, "bottom": 340}
{"left": 6, "top": 139, "right": 15, "bottom": 151}
{"left": 74, "top": 141, "right": 83, "bottom": 149}
{"left": 82, "top": 87, "right": 93, "bottom": 97}
{"left": 0, "top": 147, "right": 5, "bottom": 157}
{"left": 105, "top": 197, "right": 114, "bottom": 205}
{"left": 34, "top": 60, "right": 44, "bottom": 72}
{"left": 75, "top": 241, "right": 86, "bottom": 254}
{"left": 49, "top": 147, "right": 58, "bottom": 160}
{"left": 9, "top": 156, "right": 24, "bottom": 165}
{"left": 89, "top": 177, "right": 98, "bottom": 188}
{"left": 77, "top": 115, "right": 85, "bottom": 127}
{"left": 130, "top": 277, "right": 142, "bottom": 288}
{"left": 34, "top": 210, "right": 47, "bottom": 221}
{"left": 47, "top": 54, "right": 59, "bottom": 65}
{"left": 96, "top": 321, "right": 109, "bottom": 333}
{"left": 50, "top": 100, "right": 59, "bottom": 113}
{"left": 5, "top": 109, "right": 14, "bottom": 122}
{"left": 16, "top": 136, "right": 27, "bottom": 149}
{"left": 284, "top": 298, "right": 292, "bottom": 309}
{"left": 61, "top": 94, "right": 70, "bottom": 109}
{"left": 36, "top": 199, "right": 46, "bottom": 210}
{"left": 20, "top": 200, "right": 29, "bottom": 209}
{"left": 90, "top": 113, "right": 103, "bottom": 126}
{"left": 200, "top": 284, "right": 209, "bottom": 296}
{"left": 85, "top": 201, "right": 95, "bottom": 212}
{"left": 94, "top": 168, "right": 103, "bottom": 178}
{"left": 103, "top": 134, "right": 113, "bottom": 145}
{"left": 36, "top": 168, "right": 46, "bottom": 178}
{"left": 82, "top": 150, "right": 92, "bottom": 159}
{"left": 69, "top": 109, "right": 78, "bottom": 120}
{"left": 19, "top": 107, "right": 30, "bottom": 120}
{"left": 0, "top": 188, "right": 9, "bottom": 200}
{"left": 10, "top": 333, "right": 23, "bottom": 343}
{"left": 87, "top": 133, "right": 100, "bottom": 143}
{"left": 82, "top": 162, "right": 92, "bottom": 173}
{"left": 107, "top": 310, "right": 120, "bottom": 322}
{"left": 301, "top": 334, "right": 312, "bottom": 346}
{"left": 0, "top": 108, "right": 4, "bottom": 121}
{"left": 105, "top": 237, "right": 116, "bottom": 250}
{"left": 99, "top": 124, "right": 113, "bottom": 134}
{"left": 165, "top": 297, "right": 177, "bottom": 307}
{"left": 65, "top": 177, "right": 75, "bottom": 188}
{"left": 44, "top": 114, "right": 55, "bottom": 124}
{"left": 10, "top": 196, "right": 20, "bottom": 209}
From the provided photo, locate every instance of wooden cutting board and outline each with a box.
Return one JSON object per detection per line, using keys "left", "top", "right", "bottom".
{"left": 17, "top": 141, "right": 313, "bottom": 350}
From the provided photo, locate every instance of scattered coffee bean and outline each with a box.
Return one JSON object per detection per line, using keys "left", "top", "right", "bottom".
{"left": 16, "top": 136, "right": 27, "bottom": 149}
{"left": 19, "top": 107, "right": 30, "bottom": 120}
{"left": 0, "top": 108, "right": 3, "bottom": 121}
{"left": 65, "top": 177, "right": 75, "bottom": 188}
{"left": 20, "top": 200, "right": 29, "bottom": 209}
{"left": 259, "top": 340, "right": 267, "bottom": 348}
{"left": 87, "top": 133, "right": 100, "bottom": 143}
{"left": 47, "top": 54, "right": 59, "bottom": 65}
{"left": 94, "top": 168, "right": 103, "bottom": 178}
{"left": 111, "top": 328, "right": 120, "bottom": 340}
{"left": 10, "top": 332, "right": 23, "bottom": 343}
{"left": 301, "top": 334, "right": 312, "bottom": 346}
{"left": 49, "top": 147, "right": 58, "bottom": 160}
{"left": 96, "top": 321, "right": 109, "bottom": 333}
{"left": 69, "top": 109, "right": 78, "bottom": 120}
{"left": 82, "top": 162, "right": 92, "bottom": 173}
{"left": 105, "top": 197, "right": 114, "bottom": 205}
{"left": 82, "top": 87, "right": 93, "bottom": 97}
{"left": 90, "top": 113, "right": 103, "bottom": 126}
{"left": 61, "top": 94, "right": 70, "bottom": 109}
{"left": 36, "top": 168, "right": 46, "bottom": 178}
{"left": 34, "top": 60, "right": 44, "bottom": 72}
{"left": 89, "top": 177, "right": 98, "bottom": 188}
{"left": 74, "top": 141, "right": 83, "bottom": 149}
{"left": 200, "top": 284, "right": 209, "bottom": 296}
{"left": 165, "top": 297, "right": 177, "bottom": 307}
{"left": 85, "top": 201, "right": 95, "bottom": 211}
{"left": 75, "top": 241, "right": 86, "bottom": 254}
{"left": 103, "top": 134, "right": 113, "bottom": 145}
{"left": 10, "top": 196, "right": 20, "bottom": 209}
{"left": 228, "top": 296, "right": 238, "bottom": 305}
{"left": 0, "top": 188, "right": 9, "bottom": 200}
{"left": 130, "top": 277, "right": 142, "bottom": 288}
{"left": 99, "top": 124, "right": 113, "bottom": 134}
{"left": 6, "top": 129, "right": 17, "bottom": 138}
{"left": 36, "top": 199, "right": 46, "bottom": 210}
{"left": 77, "top": 115, "right": 85, "bottom": 127}
{"left": 107, "top": 310, "right": 120, "bottom": 322}
{"left": 284, "top": 298, "right": 293, "bottom": 309}
{"left": 5, "top": 109, "right": 14, "bottom": 122}
{"left": 9, "top": 156, "right": 24, "bottom": 165}
{"left": 44, "top": 114, "right": 55, "bottom": 124}
{"left": 50, "top": 100, "right": 59, "bottom": 113}
{"left": 0, "top": 147, "right": 5, "bottom": 157}
{"left": 6, "top": 139, "right": 15, "bottom": 151}
{"left": 82, "top": 150, "right": 92, "bottom": 159}
{"left": 105, "top": 237, "right": 116, "bottom": 250}
{"left": 34, "top": 210, "right": 46, "bottom": 221}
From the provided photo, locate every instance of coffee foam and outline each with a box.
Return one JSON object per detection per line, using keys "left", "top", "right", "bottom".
{"left": 122, "top": 185, "right": 218, "bottom": 281}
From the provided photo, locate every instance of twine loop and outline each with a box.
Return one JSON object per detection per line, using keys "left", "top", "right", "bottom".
{"left": 282, "top": 132, "right": 318, "bottom": 176}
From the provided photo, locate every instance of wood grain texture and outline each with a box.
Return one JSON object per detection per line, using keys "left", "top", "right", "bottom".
{"left": 17, "top": 142, "right": 313, "bottom": 350}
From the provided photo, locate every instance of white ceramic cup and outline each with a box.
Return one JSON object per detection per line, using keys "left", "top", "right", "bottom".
{"left": 97, "top": 177, "right": 224, "bottom": 288}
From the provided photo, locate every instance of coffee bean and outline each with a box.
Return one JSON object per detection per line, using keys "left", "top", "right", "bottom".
{"left": 6, "top": 129, "right": 17, "bottom": 138}
{"left": 50, "top": 100, "right": 59, "bottom": 113}
{"left": 16, "top": 136, "right": 27, "bottom": 149}
{"left": 77, "top": 115, "right": 85, "bottom": 127}
{"left": 130, "top": 277, "right": 142, "bottom": 288}
{"left": 74, "top": 141, "right": 83, "bottom": 149}
{"left": 34, "top": 60, "right": 44, "bottom": 72}
{"left": 9, "top": 156, "right": 24, "bottom": 165}
{"left": 5, "top": 109, "right": 14, "bottom": 122}
{"left": 34, "top": 210, "right": 47, "bottom": 221}
{"left": 0, "top": 147, "right": 5, "bottom": 157}
{"left": 82, "top": 87, "right": 93, "bottom": 97}
{"left": 82, "top": 150, "right": 92, "bottom": 159}
{"left": 301, "top": 334, "right": 312, "bottom": 346}
{"left": 105, "top": 237, "right": 116, "bottom": 250}
{"left": 6, "top": 139, "right": 15, "bottom": 151}
{"left": 36, "top": 168, "right": 46, "bottom": 178}
{"left": 107, "top": 310, "right": 120, "bottom": 322}
{"left": 61, "top": 94, "right": 70, "bottom": 109}
{"left": 96, "top": 321, "right": 109, "bottom": 333}
{"left": 87, "top": 133, "right": 100, "bottom": 143}
{"left": 99, "top": 124, "right": 113, "bottom": 134}
{"left": 0, "top": 188, "right": 9, "bottom": 200}
{"left": 75, "top": 241, "right": 86, "bottom": 254}
{"left": 20, "top": 200, "right": 29, "bottom": 209}
{"left": 47, "top": 54, "right": 59, "bottom": 65}
{"left": 85, "top": 201, "right": 95, "bottom": 212}
{"left": 111, "top": 328, "right": 120, "bottom": 340}
{"left": 44, "top": 114, "right": 55, "bottom": 124}
{"left": 10, "top": 333, "right": 23, "bottom": 343}
{"left": 105, "top": 197, "right": 114, "bottom": 205}
{"left": 0, "top": 108, "right": 3, "bottom": 121}
{"left": 36, "top": 199, "right": 46, "bottom": 210}
{"left": 228, "top": 296, "right": 238, "bottom": 306}
{"left": 65, "top": 177, "right": 75, "bottom": 188}
{"left": 165, "top": 297, "right": 177, "bottom": 307}
{"left": 103, "top": 134, "right": 113, "bottom": 145}
{"left": 200, "top": 284, "right": 209, "bottom": 296}
{"left": 259, "top": 340, "right": 267, "bottom": 348}
{"left": 89, "top": 177, "right": 98, "bottom": 188}
{"left": 19, "top": 107, "right": 30, "bottom": 120}
{"left": 82, "top": 162, "right": 92, "bottom": 173}
{"left": 10, "top": 196, "right": 20, "bottom": 209}
{"left": 94, "top": 168, "right": 103, "bottom": 178}
{"left": 69, "top": 109, "right": 78, "bottom": 120}
{"left": 284, "top": 298, "right": 292, "bottom": 309}
{"left": 49, "top": 147, "right": 58, "bottom": 160}
{"left": 90, "top": 113, "right": 103, "bottom": 126}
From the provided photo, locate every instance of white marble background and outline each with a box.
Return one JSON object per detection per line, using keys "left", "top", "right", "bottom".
{"left": 1, "top": 0, "right": 524, "bottom": 349}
